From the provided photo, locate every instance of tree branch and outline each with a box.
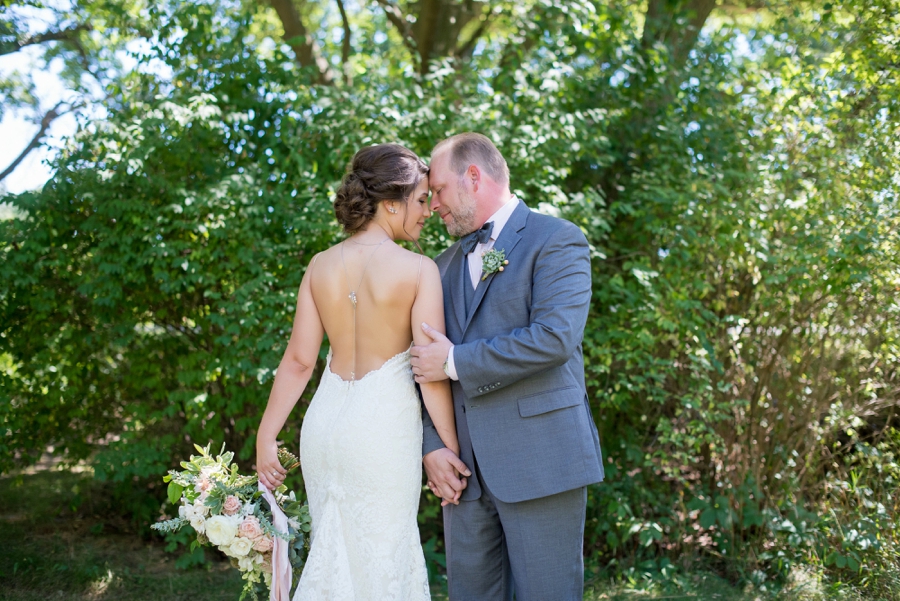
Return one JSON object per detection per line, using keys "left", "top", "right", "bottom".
{"left": 417, "top": 0, "right": 440, "bottom": 67}
{"left": 673, "top": 0, "right": 718, "bottom": 66}
{"left": 641, "top": 0, "right": 669, "bottom": 51}
{"left": 267, "top": 0, "right": 334, "bottom": 84}
{"left": 0, "top": 102, "right": 67, "bottom": 183}
{"left": 0, "top": 24, "right": 93, "bottom": 57}
{"left": 335, "top": 0, "right": 352, "bottom": 84}
{"left": 374, "top": 0, "right": 420, "bottom": 70}
{"left": 641, "top": 0, "right": 718, "bottom": 69}
{"left": 456, "top": 9, "right": 494, "bottom": 60}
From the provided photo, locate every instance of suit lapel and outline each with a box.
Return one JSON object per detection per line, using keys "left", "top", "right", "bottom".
{"left": 462, "top": 201, "right": 530, "bottom": 334}
{"left": 442, "top": 245, "right": 467, "bottom": 334}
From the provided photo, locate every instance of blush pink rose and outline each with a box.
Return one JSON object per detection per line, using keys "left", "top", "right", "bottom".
{"left": 239, "top": 515, "right": 263, "bottom": 540}
{"left": 223, "top": 495, "right": 242, "bottom": 516}
{"left": 253, "top": 535, "right": 273, "bottom": 552}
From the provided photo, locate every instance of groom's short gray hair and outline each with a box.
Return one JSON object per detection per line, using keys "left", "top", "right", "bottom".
{"left": 433, "top": 133, "right": 510, "bottom": 186}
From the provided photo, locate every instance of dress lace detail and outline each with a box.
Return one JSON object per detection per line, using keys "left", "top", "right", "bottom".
{"left": 294, "top": 349, "right": 430, "bottom": 601}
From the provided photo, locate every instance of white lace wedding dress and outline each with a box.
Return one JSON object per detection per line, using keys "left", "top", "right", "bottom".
{"left": 293, "top": 348, "right": 431, "bottom": 601}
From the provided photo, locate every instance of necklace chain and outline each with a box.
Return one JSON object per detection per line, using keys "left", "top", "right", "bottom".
{"left": 340, "top": 238, "right": 390, "bottom": 381}
{"left": 349, "top": 237, "right": 391, "bottom": 246}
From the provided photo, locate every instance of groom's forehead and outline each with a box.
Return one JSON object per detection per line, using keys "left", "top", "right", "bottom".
{"left": 428, "top": 152, "right": 450, "bottom": 184}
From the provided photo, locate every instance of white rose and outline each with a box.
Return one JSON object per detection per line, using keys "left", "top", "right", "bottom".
{"left": 193, "top": 500, "right": 210, "bottom": 517}
{"left": 189, "top": 515, "right": 206, "bottom": 534}
{"left": 238, "top": 554, "right": 256, "bottom": 571}
{"left": 228, "top": 537, "right": 254, "bottom": 557}
{"left": 205, "top": 515, "right": 238, "bottom": 546}
{"left": 178, "top": 503, "right": 195, "bottom": 521}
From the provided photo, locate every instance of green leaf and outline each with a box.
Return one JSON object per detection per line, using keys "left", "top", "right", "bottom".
{"left": 167, "top": 481, "right": 185, "bottom": 506}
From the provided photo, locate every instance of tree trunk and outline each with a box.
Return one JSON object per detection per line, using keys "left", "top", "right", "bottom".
{"left": 268, "top": 0, "right": 335, "bottom": 84}
{"left": 378, "top": 0, "right": 488, "bottom": 74}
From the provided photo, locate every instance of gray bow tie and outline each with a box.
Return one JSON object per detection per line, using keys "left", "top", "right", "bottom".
{"left": 460, "top": 221, "right": 494, "bottom": 255}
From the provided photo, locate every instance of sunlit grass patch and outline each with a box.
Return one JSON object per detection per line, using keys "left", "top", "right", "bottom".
{"left": 0, "top": 470, "right": 242, "bottom": 601}
{"left": 586, "top": 569, "right": 755, "bottom": 601}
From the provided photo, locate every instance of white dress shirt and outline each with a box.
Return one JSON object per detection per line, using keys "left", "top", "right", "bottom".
{"left": 446, "top": 197, "right": 519, "bottom": 380}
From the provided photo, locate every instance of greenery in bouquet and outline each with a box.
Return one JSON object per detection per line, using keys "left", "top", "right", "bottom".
{"left": 152, "top": 443, "right": 310, "bottom": 600}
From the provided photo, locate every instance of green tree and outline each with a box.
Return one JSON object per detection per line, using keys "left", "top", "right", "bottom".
{"left": 2, "top": 0, "right": 898, "bottom": 590}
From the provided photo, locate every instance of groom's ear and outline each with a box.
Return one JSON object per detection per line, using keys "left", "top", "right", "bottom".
{"left": 466, "top": 164, "right": 481, "bottom": 191}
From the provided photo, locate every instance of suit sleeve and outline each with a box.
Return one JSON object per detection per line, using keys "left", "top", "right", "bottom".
{"left": 453, "top": 223, "right": 591, "bottom": 399}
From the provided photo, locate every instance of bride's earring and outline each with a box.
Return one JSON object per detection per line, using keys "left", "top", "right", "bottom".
{"left": 389, "top": 205, "right": 398, "bottom": 214}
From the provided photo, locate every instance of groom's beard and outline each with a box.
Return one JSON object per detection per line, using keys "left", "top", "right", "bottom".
{"left": 446, "top": 185, "right": 478, "bottom": 237}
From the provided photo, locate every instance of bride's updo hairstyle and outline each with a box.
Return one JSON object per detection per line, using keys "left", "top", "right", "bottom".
{"left": 334, "top": 144, "right": 429, "bottom": 235}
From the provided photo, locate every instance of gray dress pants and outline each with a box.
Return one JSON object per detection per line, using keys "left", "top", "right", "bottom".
{"left": 443, "top": 456, "right": 587, "bottom": 601}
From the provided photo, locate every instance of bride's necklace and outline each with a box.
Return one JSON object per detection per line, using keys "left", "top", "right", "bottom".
{"left": 348, "top": 236, "right": 390, "bottom": 246}
{"left": 340, "top": 238, "right": 390, "bottom": 380}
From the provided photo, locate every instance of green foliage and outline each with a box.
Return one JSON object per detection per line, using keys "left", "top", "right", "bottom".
{"left": 2, "top": 0, "right": 899, "bottom": 593}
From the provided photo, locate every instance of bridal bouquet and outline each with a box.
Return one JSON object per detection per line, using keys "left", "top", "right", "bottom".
{"left": 152, "top": 443, "right": 310, "bottom": 600}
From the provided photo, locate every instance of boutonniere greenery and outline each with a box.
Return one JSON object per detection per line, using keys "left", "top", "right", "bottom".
{"left": 481, "top": 248, "right": 509, "bottom": 281}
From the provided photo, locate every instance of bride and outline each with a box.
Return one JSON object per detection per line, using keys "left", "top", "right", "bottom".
{"left": 255, "top": 143, "right": 464, "bottom": 600}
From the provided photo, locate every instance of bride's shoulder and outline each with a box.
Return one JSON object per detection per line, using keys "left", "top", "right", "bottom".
{"left": 384, "top": 244, "right": 437, "bottom": 271}
{"left": 306, "top": 245, "right": 337, "bottom": 267}
{"left": 376, "top": 247, "right": 440, "bottom": 290}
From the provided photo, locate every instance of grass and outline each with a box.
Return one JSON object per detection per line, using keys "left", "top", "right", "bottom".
{"left": 586, "top": 571, "right": 754, "bottom": 600}
{"left": 584, "top": 562, "right": 898, "bottom": 601}
{"left": 0, "top": 468, "right": 452, "bottom": 600}
{"left": 0, "top": 469, "right": 243, "bottom": 600}
{"left": 2, "top": 468, "right": 881, "bottom": 600}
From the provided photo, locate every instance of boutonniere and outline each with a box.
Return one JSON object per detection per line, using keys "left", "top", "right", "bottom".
{"left": 481, "top": 248, "right": 509, "bottom": 281}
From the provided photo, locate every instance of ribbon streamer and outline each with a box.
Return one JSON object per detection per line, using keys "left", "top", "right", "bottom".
{"left": 259, "top": 482, "right": 292, "bottom": 601}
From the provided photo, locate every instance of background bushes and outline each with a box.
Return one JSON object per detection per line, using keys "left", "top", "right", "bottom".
{"left": 2, "top": 0, "right": 898, "bottom": 593}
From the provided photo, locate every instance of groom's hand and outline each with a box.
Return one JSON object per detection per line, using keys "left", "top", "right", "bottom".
{"left": 423, "top": 448, "right": 470, "bottom": 506}
{"left": 411, "top": 322, "right": 452, "bottom": 383}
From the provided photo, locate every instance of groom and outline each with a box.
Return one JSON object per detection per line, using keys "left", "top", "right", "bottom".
{"left": 411, "top": 133, "right": 604, "bottom": 601}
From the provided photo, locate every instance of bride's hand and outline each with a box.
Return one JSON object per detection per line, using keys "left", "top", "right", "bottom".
{"left": 257, "top": 440, "right": 287, "bottom": 491}
{"left": 424, "top": 448, "right": 470, "bottom": 505}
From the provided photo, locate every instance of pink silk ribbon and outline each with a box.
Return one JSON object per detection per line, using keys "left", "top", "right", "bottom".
{"left": 259, "top": 482, "right": 292, "bottom": 601}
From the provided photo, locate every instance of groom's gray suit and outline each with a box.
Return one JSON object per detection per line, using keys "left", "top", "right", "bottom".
{"left": 423, "top": 200, "right": 604, "bottom": 600}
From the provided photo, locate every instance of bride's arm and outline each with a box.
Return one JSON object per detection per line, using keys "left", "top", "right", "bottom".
{"left": 411, "top": 259, "right": 459, "bottom": 457}
{"left": 257, "top": 255, "right": 325, "bottom": 490}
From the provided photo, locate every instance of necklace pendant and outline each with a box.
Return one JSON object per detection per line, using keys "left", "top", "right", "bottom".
{"left": 349, "top": 292, "right": 357, "bottom": 307}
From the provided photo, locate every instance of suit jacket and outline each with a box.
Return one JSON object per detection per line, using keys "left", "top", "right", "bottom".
{"left": 423, "top": 201, "right": 604, "bottom": 503}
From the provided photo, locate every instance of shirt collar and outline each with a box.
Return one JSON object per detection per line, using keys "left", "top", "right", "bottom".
{"left": 484, "top": 196, "right": 519, "bottom": 242}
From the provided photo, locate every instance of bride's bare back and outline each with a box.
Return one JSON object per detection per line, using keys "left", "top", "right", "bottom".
{"left": 257, "top": 142, "right": 458, "bottom": 500}
{"left": 310, "top": 240, "right": 428, "bottom": 381}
